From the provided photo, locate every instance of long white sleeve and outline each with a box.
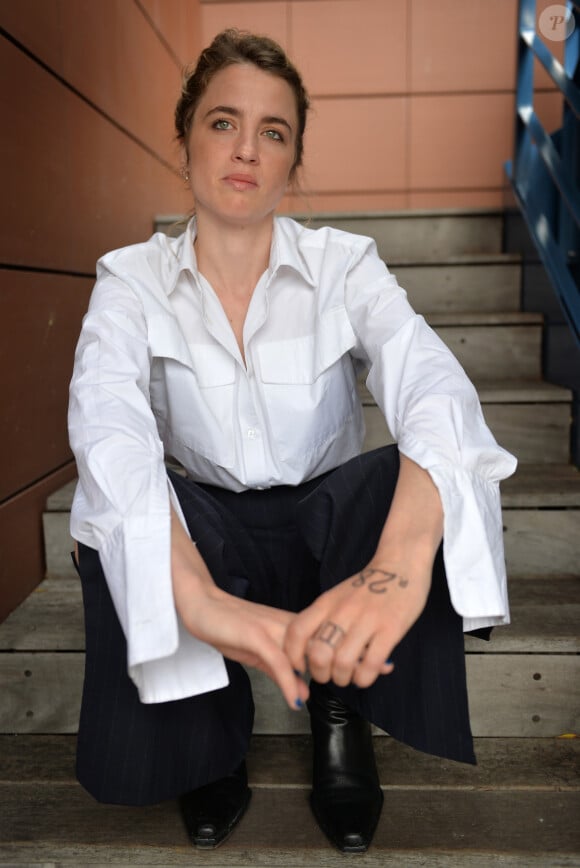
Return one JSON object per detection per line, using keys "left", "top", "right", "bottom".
{"left": 344, "top": 237, "right": 517, "bottom": 629}
{"left": 68, "top": 266, "right": 228, "bottom": 702}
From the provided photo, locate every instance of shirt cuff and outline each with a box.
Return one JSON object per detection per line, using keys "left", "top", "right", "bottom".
{"left": 99, "top": 513, "right": 229, "bottom": 701}
{"left": 429, "top": 464, "right": 510, "bottom": 622}
{"left": 397, "top": 438, "right": 513, "bottom": 623}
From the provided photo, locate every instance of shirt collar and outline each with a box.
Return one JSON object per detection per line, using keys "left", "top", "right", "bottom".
{"left": 165, "top": 217, "right": 198, "bottom": 296}
{"left": 165, "top": 215, "right": 316, "bottom": 295}
{"left": 268, "top": 217, "right": 317, "bottom": 288}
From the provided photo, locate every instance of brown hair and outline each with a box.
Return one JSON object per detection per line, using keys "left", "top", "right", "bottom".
{"left": 175, "top": 29, "right": 310, "bottom": 176}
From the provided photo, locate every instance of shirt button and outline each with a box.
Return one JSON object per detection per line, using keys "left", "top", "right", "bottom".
{"left": 247, "top": 428, "right": 258, "bottom": 439}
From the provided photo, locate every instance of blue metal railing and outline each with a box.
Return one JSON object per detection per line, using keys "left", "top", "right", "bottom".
{"left": 505, "top": 0, "right": 580, "bottom": 344}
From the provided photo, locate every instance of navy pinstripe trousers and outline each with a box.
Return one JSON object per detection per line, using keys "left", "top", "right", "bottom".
{"left": 75, "top": 445, "right": 476, "bottom": 806}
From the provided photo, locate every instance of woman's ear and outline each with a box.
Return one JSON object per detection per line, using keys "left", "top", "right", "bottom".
{"left": 178, "top": 143, "right": 190, "bottom": 181}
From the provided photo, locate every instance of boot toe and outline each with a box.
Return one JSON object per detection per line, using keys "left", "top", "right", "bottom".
{"left": 310, "top": 787, "right": 383, "bottom": 853}
{"left": 179, "top": 762, "right": 251, "bottom": 849}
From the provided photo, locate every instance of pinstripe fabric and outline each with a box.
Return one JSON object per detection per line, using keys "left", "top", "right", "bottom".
{"left": 295, "top": 447, "right": 475, "bottom": 765}
{"left": 76, "top": 445, "right": 475, "bottom": 807}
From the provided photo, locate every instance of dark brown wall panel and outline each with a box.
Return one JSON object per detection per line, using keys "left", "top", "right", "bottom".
{"left": 0, "top": 0, "right": 188, "bottom": 165}
{"left": 0, "top": 463, "right": 77, "bottom": 622}
{"left": 0, "top": 271, "right": 92, "bottom": 501}
{"left": 0, "top": 36, "right": 192, "bottom": 272}
{"left": 0, "top": 1, "right": 202, "bottom": 616}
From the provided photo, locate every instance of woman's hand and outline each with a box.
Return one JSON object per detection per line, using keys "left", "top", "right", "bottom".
{"left": 285, "top": 454, "right": 443, "bottom": 688}
{"left": 178, "top": 580, "right": 309, "bottom": 710}
{"left": 284, "top": 554, "right": 432, "bottom": 688}
{"left": 171, "top": 504, "right": 308, "bottom": 711}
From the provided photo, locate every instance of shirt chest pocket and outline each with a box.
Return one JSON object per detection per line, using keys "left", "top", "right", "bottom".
{"left": 258, "top": 307, "right": 357, "bottom": 384}
{"left": 257, "top": 307, "right": 359, "bottom": 465}
{"left": 148, "top": 316, "right": 236, "bottom": 465}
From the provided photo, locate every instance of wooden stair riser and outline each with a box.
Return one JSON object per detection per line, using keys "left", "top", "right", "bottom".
{"left": 0, "top": 652, "right": 578, "bottom": 737}
{"left": 4, "top": 734, "right": 579, "bottom": 792}
{"left": 42, "top": 499, "right": 580, "bottom": 584}
{"left": 503, "top": 511, "right": 580, "bottom": 578}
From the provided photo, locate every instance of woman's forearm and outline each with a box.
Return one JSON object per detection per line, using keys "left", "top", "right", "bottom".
{"left": 372, "top": 453, "right": 444, "bottom": 573}
{"left": 170, "top": 504, "right": 223, "bottom": 612}
{"left": 169, "top": 503, "right": 308, "bottom": 710}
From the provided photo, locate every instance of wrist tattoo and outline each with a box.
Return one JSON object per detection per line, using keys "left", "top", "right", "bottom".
{"left": 352, "top": 567, "right": 409, "bottom": 594}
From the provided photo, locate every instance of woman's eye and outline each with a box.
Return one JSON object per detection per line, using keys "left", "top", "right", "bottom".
{"left": 264, "top": 129, "right": 284, "bottom": 142}
{"left": 213, "top": 119, "right": 232, "bottom": 130}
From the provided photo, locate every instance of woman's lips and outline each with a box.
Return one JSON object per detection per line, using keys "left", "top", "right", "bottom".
{"left": 223, "top": 174, "right": 258, "bottom": 191}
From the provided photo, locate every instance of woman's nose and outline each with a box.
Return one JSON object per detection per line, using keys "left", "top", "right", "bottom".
{"left": 233, "top": 134, "right": 259, "bottom": 164}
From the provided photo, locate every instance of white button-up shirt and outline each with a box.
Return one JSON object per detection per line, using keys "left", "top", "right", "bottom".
{"left": 68, "top": 217, "right": 517, "bottom": 703}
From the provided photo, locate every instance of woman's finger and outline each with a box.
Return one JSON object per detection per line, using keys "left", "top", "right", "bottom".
{"left": 284, "top": 588, "right": 351, "bottom": 674}
{"left": 246, "top": 635, "right": 310, "bottom": 710}
{"left": 350, "top": 633, "right": 396, "bottom": 688}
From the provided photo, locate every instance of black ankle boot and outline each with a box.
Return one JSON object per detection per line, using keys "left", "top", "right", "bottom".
{"left": 307, "top": 681, "right": 383, "bottom": 853}
{"left": 179, "top": 761, "right": 251, "bottom": 849}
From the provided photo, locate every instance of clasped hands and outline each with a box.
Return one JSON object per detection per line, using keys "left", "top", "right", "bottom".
{"left": 176, "top": 554, "right": 432, "bottom": 712}
{"left": 171, "top": 455, "right": 441, "bottom": 710}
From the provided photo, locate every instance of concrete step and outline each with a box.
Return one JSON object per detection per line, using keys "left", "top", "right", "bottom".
{"left": 433, "top": 321, "right": 541, "bottom": 380}
{"left": 501, "top": 463, "right": 580, "bottom": 507}
{"left": 0, "top": 734, "right": 578, "bottom": 865}
{"left": 363, "top": 398, "right": 572, "bottom": 464}
{"left": 157, "top": 210, "right": 505, "bottom": 261}
{"left": 297, "top": 211, "right": 506, "bottom": 261}
{"left": 0, "top": 576, "right": 578, "bottom": 737}
{"left": 363, "top": 374, "right": 573, "bottom": 465}
{"left": 397, "top": 256, "right": 522, "bottom": 314}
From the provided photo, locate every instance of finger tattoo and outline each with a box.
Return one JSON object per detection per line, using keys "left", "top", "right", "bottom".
{"left": 315, "top": 621, "right": 346, "bottom": 647}
{"left": 352, "top": 567, "right": 409, "bottom": 594}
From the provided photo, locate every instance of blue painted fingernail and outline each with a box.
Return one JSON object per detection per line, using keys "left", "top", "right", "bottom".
{"left": 386, "top": 659, "right": 394, "bottom": 665}
{"left": 295, "top": 698, "right": 304, "bottom": 709}
{"left": 294, "top": 669, "right": 304, "bottom": 678}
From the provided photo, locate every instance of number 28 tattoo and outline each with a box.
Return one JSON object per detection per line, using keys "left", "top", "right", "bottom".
{"left": 352, "top": 567, "right": 409, "bottom": 594}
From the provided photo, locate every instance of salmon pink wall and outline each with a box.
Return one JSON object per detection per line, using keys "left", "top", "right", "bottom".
{"left": 200, "top": 0, "right": 565, "bottom": 213}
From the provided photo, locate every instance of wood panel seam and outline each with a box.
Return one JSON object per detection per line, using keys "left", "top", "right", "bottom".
{"left": 0, "top": 461, "right": 77, "bottom": 510}
{"left": 132, "top": 0, "right": 184, "bottom": 70}
{"left": 0, "top": 26, "right": 178, "bottom": 176}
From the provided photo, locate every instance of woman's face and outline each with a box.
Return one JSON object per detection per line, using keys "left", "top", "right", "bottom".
{"left": 185, "top": 63, "right": 298, "bottom": 230}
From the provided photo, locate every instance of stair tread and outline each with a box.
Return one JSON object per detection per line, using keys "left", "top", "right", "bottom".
{"left": 44, "top": 405, "right": 576, "bottom": 516}
{"left": 0, "top": 784, "right": 578, "bottom": 864}
{"left": 390, "top": 252, "right": 522, "bottom": 266}
{"left": 0, "top": 736, "right": 578, "bottom": 864}
{"left": 502, "top": 464, "right": 580, "bottom": 507}
{"left": 358, "top": 378, "right": 572, "bottom": 405}
{"left": 1, "top": 577, "right": 578, "bottom": 653}
{"left": 476, "top": 379, "right": 572, "bottom": 402}
{"left": 426, "top": 312, "right": 543, "bottom": 326}
{"left": 0, "top": 734, "right": 578, "bottom": 790}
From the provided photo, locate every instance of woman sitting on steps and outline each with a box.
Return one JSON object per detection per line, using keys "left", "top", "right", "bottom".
{"left": 68, "top": 28, "right": 517, "bottom": 854}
